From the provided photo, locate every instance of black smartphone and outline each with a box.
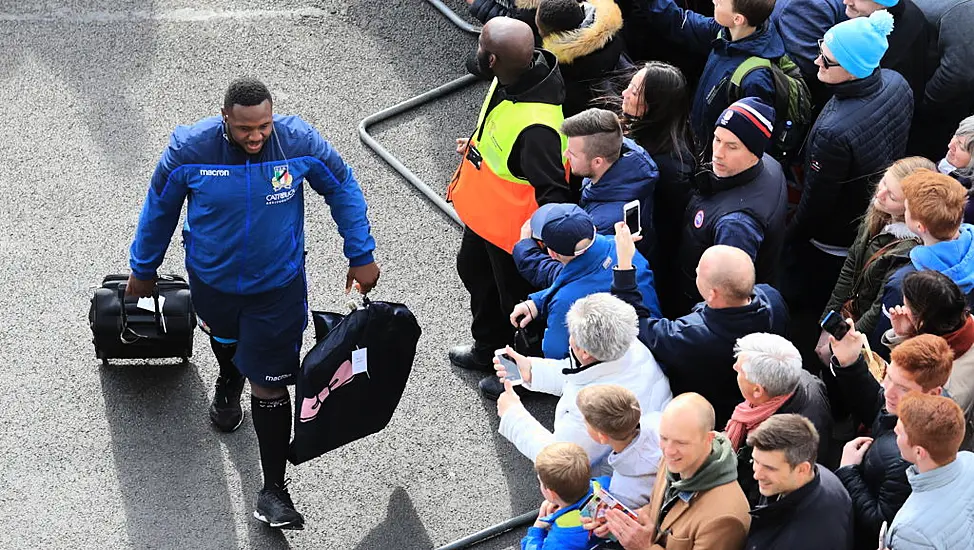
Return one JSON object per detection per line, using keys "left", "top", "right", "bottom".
{"left": 821, "top": 310, "right": 850, "bottom": 340}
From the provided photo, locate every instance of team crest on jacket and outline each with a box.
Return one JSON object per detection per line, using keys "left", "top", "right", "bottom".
{"left": 267, "top": 165, "right": 297, "bottom": 205}
{"left": 271, "top": 165, "right": 293, "bottom": 191}
{"left": 694, "top": 209, "right": 705, "bottom": 228}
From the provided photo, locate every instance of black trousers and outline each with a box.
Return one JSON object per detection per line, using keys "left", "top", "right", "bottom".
{"left": 456, "top": 226, "right": 535, "bottom": 351}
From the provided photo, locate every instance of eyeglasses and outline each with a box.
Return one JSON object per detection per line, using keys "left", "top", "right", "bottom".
{"left": 817, "top": 39, "right": 839, "bottom": 69}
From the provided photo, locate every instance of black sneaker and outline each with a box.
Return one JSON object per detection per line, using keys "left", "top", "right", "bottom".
{"left": 478, "top": 374, "right": 530, "bottom": 401}
{"left": 449, "top": 343, "right": 495, "bottom": 373}
{"left": 254, "top": 480, "right": 305, "bottom": 530}
{"left": 209, "top": 373, "right": 245, "bottom": 432}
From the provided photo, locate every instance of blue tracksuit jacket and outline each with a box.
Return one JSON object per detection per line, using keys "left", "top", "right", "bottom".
{"left": 130, "top": 115, "right": 375, "bottom": 295}
{"left": 529, "top": 234, "right": 661, "bottom": 359}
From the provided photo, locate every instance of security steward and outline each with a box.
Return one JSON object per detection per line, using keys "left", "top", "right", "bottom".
{"left": 447, "top": 16, "right": 572, "bottom": 394}
{"left": 126, "top": 78, "right": 380, "bottom": 530}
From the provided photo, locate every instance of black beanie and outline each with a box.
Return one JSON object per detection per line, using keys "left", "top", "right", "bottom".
{"left": 537, "top": 0, "right": 585, "bottom": 34}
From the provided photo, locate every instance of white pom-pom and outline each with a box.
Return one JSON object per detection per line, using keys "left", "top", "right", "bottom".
{"left": 869, "top": 10, "right": 894, "bottom": 36}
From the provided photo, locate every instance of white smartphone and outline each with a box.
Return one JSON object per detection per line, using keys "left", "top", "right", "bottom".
{"left": 495, "top": 351, "right": 523, "bottom": 385}
{"left": 623, "top": 200, "right": 641, "bottom": 237}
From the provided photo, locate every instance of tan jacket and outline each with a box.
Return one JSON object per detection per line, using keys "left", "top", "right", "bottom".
{"left": 638, "top": 464, "right": 751, "bottom": 550}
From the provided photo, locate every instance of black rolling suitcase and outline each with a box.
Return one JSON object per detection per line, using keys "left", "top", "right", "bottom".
{"left": 89, "top": 274, "right": 197, "bottom": 365}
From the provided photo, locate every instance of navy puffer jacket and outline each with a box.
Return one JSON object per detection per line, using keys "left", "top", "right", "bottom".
{"left": 789, "top": 69, "right": 913, "bottom": 248}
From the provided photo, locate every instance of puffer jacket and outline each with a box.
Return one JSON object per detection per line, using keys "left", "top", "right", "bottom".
{"left": 822, "top": 221, "right": 919, "bottom": 338}
{"left": 884, "top": 452, "right": 974, "bottom": 550}
{"left": 498, "top": 340, "right": 673, "bottom": 465}
{"left": 789, "top": 69, "right": 913, "bottom": 249}
{"left": 832, "top": 355, "right": 912, "bottom": 550}
{"left": 579, "top": 137, "right": 659, "bottom": 259}
{"left": 639, "top": 0, "right": 781, "bottom": 148}
{"left": 737, "top": 370, "right": 834, "bottom": 504}
{"left": 542, "top": 0, "right": 627, "bottom": 117}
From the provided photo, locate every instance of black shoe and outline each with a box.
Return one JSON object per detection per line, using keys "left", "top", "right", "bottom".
{"left": 254, "top": 480, "right": 305, "bottom": 530}
{"left": 449, "top": 343, "right": 495, "bottom": 373}
{"left": 478, "top": 374, "right": 530, "bottom": 401}
{"left": 209, "top": 373, "right": 245, "bottom": 432}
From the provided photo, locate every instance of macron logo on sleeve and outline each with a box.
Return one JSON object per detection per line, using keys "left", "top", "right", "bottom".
{"left": 199, "top": 169, "right": 230, "bottom": 177}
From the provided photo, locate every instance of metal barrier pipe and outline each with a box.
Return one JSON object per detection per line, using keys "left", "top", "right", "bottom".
{"left": 425, "top": 0, "right": 482, "bottom": 35}
{"left": 358, "top": 73, "right": 482, "bottom": 227}
{"left": 435, "top": 510, "right": 537, "bottom": 550}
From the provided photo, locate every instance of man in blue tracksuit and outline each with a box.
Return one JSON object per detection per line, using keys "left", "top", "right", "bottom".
{"left": 509, "top": 204, "right": 660, "bottom": 362}
{"left": 126, "top": 78, "right": 379, "bottom": 530}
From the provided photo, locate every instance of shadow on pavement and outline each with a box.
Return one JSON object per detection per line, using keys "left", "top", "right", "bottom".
{"left": 100, "top": 361, "right": 242, "bottom": 549}
{"left": 452, "top": 370, "right": 558, "bottom": 547}
{"left": 354, "top": 486, "right": 434, "bottom": 550}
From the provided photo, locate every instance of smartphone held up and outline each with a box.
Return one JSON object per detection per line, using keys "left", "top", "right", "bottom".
{"left": 821, "top": 310, "right": 850, "bottom": 341}
{"left": 495, "top": 351, "right": 523, "bottom": 386}
{"left": 623, "top": 200, "right": 641, "bottom": 237}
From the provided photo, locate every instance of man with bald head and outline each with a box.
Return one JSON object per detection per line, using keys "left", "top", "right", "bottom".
{"left": 587, "top": 393, "right": 751, "bottom": 549}
{"left": 612, "top": 233, "right": 789, "bottom": 427}
{"left": 449, "top": 16, "right": 572, "bottom": 373}
{"left": 677, "top": 97, "right": 788, "bottom": 314}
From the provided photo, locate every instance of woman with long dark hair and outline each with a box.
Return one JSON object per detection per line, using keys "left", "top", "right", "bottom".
{"left": 885, "top": 269, "right": 974, "bottom": 449}
{"left": 620, "top": 61, "right": 695, "bottom": 317}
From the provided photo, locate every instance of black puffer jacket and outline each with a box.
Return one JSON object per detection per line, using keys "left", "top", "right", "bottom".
{"left": 789, "top": 69, "right": 913, "bottom": 249}
{"left": 542, "top": 0, "right": 628, "bottom": 116}
{"left": 832, "top": 355, "right": 912, "bottom": 550}
{"left": 736, "top": 370, "right": 833, "bottom": 504}
{"left": 746, "top": 466, "right": 853, "bottom": 550}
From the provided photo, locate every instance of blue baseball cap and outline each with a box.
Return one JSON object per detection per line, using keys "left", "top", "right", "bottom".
{"left": 529, "top": 204, "right": 597, "bottom": 256}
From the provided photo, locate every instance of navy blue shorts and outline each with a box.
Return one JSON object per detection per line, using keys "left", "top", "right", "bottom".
{"left": 189, "top": 271, "right": 308, "bottom": 388}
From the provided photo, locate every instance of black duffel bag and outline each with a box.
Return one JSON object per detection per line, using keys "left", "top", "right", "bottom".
{"left": 89, "top": 274, "right": 196, "bottom": 365}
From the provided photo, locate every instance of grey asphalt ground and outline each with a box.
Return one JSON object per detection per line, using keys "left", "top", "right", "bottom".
{"left": 0, "top": 1, "right": 559, "bottom": 548}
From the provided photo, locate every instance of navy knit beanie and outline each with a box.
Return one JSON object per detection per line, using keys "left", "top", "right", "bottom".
{"left": 715, "top": 97, "right": 776, "bottom": 158}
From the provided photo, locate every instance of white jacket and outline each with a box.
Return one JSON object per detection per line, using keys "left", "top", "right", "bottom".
{"left": 498, "top": 340, "right": 673, "bottom": 467}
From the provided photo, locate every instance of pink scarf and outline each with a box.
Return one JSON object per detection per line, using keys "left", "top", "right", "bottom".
{"left": 725, "top": 392, "right": 795, "bottom": 451}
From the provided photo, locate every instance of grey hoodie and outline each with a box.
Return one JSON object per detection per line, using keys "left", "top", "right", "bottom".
{"left": 607, "top": 426, "right": 660, "bottom": 509}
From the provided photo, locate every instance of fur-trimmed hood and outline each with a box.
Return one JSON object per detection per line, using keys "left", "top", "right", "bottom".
{"left": 515, "top": 0, "right": 543, "bottom": 8}
{"left": 540, "top": 0, "right": 623, "bottom": 64}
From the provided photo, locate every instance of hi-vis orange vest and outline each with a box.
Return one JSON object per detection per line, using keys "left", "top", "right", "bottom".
{"left": 447, "top": 79, "right": 568, "bottom": 253}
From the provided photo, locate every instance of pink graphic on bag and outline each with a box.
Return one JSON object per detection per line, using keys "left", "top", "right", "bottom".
{"left": 299, "top": 359, "right": 357, "bottom": 423}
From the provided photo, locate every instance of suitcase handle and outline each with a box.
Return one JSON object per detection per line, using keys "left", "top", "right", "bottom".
{"left": 116, "top": 283, "right": 165, "bottom": 343}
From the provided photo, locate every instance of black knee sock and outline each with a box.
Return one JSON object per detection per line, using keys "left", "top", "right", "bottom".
{"left": 251, "top": 394, "right": 291, "bottom": 490}
{"left": 210, "top": 337, "right": 240, "bottom": 380}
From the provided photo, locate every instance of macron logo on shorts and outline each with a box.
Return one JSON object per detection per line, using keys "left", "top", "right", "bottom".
{"left": 199, "top": 169, "right": 230, "bottom": 177}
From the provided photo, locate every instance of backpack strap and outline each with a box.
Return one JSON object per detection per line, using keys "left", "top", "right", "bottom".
{"left": 728, "top": 57, "right": 775, "bottom": 107}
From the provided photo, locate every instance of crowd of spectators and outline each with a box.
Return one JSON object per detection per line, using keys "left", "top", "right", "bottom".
{"left": 447, "top": 0, "right": 974, "bottom": 547}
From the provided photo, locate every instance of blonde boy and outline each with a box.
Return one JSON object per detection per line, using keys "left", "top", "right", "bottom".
{"left": 577, "top": 384, "right": 659, "bottom": 509}
{"left": 523, "top": 442, "right": 595, "bottom": 550}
